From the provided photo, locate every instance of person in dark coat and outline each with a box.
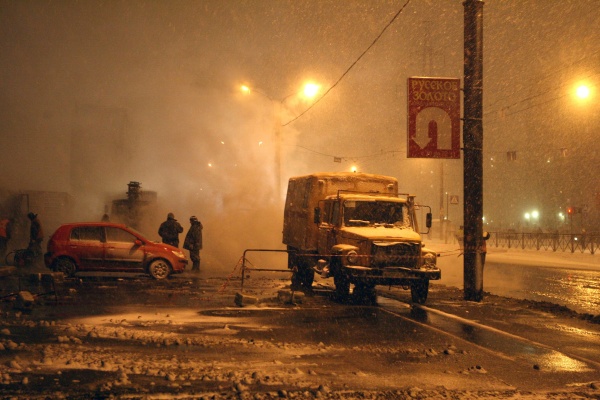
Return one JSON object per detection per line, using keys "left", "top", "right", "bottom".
{"left": 27, "top": 212, "right": 44, "bottom": 265}
{"left": 158, "top": 213, "right": 184, "bottom": 247}
{"left": 183, "top": 216, "right": 203, "bottom": 272}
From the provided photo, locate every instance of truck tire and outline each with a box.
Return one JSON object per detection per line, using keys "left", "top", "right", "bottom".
{"left": 410, "top": 278, "right": 429, "bottom": 304}
{"left": 353, "top": 282, "right": 377, "bottom": 304}
{"left": 287, "top": 246, "right": 298, "bottom": 270}
{"left": 300, "top": 266, "right": 314, "bottom": 288}
{"left": 334, "top": 273, "right": 350, "bottom": 299}
{"left": 331, "top": 258, "right": 350, "bottom": 299}
{"left": 291, "top": 265, "right": 314, "bottom": 290}
{"left": 289, "top": 247, "right": 314, "bottom": 290}
{"left": 289, "top": 247, "right": 301, "bottom": 290}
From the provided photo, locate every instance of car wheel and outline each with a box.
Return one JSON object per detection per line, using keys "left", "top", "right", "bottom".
{"left": 410, "top": 278, "right": 429, "bottom": 304}
{"left": 148, "top": 259, "right": 171, "bottom": 280}
{"left": 55, "top": 258, "right": 76, "bottom": 277}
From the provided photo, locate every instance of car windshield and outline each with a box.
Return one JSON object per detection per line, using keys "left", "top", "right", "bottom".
{"left": 343, "top": 200, "right": 411, "bottom": 228}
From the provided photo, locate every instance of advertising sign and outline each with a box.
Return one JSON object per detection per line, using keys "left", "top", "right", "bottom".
{"left": 407, "top": 77, "right": 461, "bottom": 159}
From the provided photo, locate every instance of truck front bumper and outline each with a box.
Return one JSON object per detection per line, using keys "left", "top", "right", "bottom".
{"left": 342, "top": 265, "right": 441, "bottom": 284}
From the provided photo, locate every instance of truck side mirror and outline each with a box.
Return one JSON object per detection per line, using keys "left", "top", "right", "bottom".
{"left": 313, "top": 207, "right": 321, "bottom": 224}
{"left": 426, "top": 212, "right": 432, "bottom": 228}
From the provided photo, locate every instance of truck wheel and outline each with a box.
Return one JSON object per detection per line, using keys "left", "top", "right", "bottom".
{"left": 330, "top": 257, "right": 349, "bottom": 300}
{"left": 333, "top": 272, "right": 350, "bottom": 300}
{"left": 291, "top": 264, "right": 314, "bottom": 290}
{"left": 287, "top": 247, "right": 298, "bottom": 269}
{"left": 354, "top": 282, "right": 377, "bottom": 304}
{"left": 300, "top": 266, "right": 314, "bottom": 288}
{"left": 410, "top": 279, "right": 429, "bottom": 304}
{"left": 288, "top": 247, "right": 302, "bottom": 290}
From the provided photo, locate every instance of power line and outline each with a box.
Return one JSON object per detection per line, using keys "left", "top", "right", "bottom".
{"left": 484, "top": 69, "right": 600, "bottom": 122}
{"left": 283, "top": 0, "right": 412, "bottom": 127}
{"left": 485, "top": 53, "right": 600, "bottom": 119}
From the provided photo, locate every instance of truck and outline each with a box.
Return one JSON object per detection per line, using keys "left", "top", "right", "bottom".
{"left": 283, "top": 172, "right": 440, "bottom": 304}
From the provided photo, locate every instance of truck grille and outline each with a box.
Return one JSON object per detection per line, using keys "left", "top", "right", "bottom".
{"left": 371, "top": 242, "right": 420, "bottom": 268}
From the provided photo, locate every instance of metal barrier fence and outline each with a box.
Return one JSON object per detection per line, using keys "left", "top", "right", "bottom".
{"left": 240, "top": 249, "right": 292, "bottom": 292}
{"left": 488, "top": 231, "right": 599, "bottom": 254}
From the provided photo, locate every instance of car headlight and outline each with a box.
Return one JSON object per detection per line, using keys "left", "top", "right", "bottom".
{"left": 346, "top": 250, "right": 359, "bottom": 265}
{"left": 172, "top": 250, "right": 185, "bottom": 258}
{"left": 423, "top": 252, "right": 436, "bottom": 268}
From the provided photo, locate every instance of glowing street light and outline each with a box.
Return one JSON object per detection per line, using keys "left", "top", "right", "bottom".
{"left": 575, "top": 84, "right": 590, "bottom": 100}
{"left": 303, "top": 82, "right": 320, "bottom": 98}
{"left": 240, "top": 81, "right": 321, "bottom": 197}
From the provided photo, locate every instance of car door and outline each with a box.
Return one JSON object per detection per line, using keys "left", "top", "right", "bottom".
{"left": 68, "top": 226, "right": 105, "bottom": 270}
{"left": 103, "top": 226, "right": 145, "bottom": 271}
{"left": 318, "top": 200, "right": 337, "bottom": 254}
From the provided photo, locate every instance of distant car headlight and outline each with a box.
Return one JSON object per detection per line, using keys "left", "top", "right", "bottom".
{"left": 346, "top": 250, "right": 359, "bottom": 265}
{"left": 172, "top": 250, "right": 185, "bottom": 258}
{"left": 423, "top": 252, "right": 436, "bottom": 268}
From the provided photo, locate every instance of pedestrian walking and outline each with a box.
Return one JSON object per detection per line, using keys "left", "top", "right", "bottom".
{"left": 27, "top": 212, "right": 44, "bottom": 266}
{"left": 158, "top": 212, "right": 184, "bottom": 247}
{"left": 183, "top": 216, "right": 203, "bottom": 272}
{"left": 0, "top": 217, "right": 13, "bottom": 264}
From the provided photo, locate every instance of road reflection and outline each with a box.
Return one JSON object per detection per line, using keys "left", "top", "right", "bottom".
{"left": 484, "top": 262, "right": 599, "bottom": 314}
{"left": 377, "top": 297, "right": 595, "bottom": 373}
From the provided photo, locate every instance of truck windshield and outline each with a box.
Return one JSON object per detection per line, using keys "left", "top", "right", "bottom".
{"left": 343, "top": 201, "right": 411, "bottom": 228}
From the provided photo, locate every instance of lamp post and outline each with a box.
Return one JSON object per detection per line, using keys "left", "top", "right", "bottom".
{"left": 240, "top": 83, "right": 320, "bottom": 198}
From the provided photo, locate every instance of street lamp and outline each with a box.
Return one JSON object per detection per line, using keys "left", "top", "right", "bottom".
{"left": 575, "top": 84, "right": 590, "bottom": 100}
{"left": 240, "top": 82, "right": 320, "bottom": 198}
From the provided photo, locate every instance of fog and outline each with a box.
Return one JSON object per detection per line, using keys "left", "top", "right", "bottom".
{"left": 1, "top": 1, "right": 599, "bottom": 271}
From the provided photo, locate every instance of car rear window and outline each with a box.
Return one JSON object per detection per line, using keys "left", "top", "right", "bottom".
{"left": 106, "top": 227, "right": 137, "bottom": 243}
{"left": 70, "top": 226, "right": 104, "bottom": 242}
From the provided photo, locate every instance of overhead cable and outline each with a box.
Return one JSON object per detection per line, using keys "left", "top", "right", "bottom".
{"left": 283, "top": 0, "right": 412, "bottom": 126}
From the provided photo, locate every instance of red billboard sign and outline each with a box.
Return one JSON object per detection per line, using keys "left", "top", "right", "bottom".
{"left": 407, "top": 77, "right": 461, "bottom": 159}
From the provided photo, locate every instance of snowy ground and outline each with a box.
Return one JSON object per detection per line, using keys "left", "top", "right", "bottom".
{"left": 0, "top": 271, "right": 598, "bottom": 399}
{"left": 0, "top": 241, "right": 599, "bottom": 399}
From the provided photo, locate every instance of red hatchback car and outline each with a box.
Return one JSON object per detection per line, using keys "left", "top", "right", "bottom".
{"left": 44, "top": 222, "right": 188, "bottom": 279}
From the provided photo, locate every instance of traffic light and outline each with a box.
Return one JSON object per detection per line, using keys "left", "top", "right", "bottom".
{"left": 567, "top": 207, "right": 573, "bottom": 216}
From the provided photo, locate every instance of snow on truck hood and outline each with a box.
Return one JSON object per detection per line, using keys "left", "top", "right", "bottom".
{"left": 341, "top": 226, "right": 422, "bottom": 241}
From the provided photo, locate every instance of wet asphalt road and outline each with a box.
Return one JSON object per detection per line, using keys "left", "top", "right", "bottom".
{"left": 483, "top": 261, "right": 600, "bottom": 315}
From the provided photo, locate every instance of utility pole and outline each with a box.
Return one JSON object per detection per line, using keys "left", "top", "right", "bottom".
{"left": 463, "top": 0, "right": 485, "bottom": 301}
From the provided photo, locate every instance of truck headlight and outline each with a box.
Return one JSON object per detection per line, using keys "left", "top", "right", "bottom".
{"left": 423, "top": 252, "right": 436, "bottom": 268}
{"left": 346, "top": 250, "right": 359, "bottom": 265}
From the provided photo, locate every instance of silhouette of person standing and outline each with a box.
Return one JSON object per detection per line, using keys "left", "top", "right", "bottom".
{"left": 183, "top": 216, "right": 203, "bottom": 272}
{"left": 158, "top": 212, "right": 183, "bottom": 247}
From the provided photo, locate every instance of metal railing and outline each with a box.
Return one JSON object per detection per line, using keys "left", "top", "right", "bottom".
{"left": 240, "top": 249, "right": 292, "bottom": 292}
{"left": 487, "top": 231, "right": 599, "bottom": 254}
